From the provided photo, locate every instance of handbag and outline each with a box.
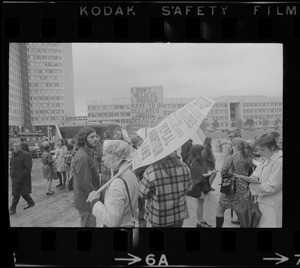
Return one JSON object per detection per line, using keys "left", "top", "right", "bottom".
{"left": 235, "top": 195, "right": 262, "bottom": 228}
{"left": 220, "top": 160, "right": 236, "bottom": 195}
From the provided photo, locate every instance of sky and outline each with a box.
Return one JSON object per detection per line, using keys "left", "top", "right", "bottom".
{"left": 72, "top": 43, "right": 282, "bottom": 116}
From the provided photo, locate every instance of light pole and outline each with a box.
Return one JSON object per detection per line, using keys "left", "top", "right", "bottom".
{"left": 49, "top": 127, "right": 52, "bottom": 141}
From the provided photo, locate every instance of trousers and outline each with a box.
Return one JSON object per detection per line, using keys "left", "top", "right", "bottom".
{"left": 10, "top": 195, "right": 34, "bottom": 212}
{"left": 78, "top": 210, "right": 97, "bottom": 227}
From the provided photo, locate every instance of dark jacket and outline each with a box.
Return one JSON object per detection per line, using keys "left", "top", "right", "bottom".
{"left": 73, "top": 146, "right": 100, "bottom": 211}
{"left": 21, "top": 142, "right": 30, "bottom": 153}
{"left": 10, "top": 149, "right": 33, "bottom": 196}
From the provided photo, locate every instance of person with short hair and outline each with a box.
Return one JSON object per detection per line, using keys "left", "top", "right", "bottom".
{"left": 9, "top": 142, "right": 35, "bottom": 215}
{"left": 87, "top": 140, "right": 139, "bottom": 227}
{"left": 41, "top": 142, "right": 55, "bottom": 195}
{"left": 73, "top": 127, "right": 100, "bottom": 227}
{"left": 139, "top": 152, "right": 192, "bottom": 227}
{"left": 249, "top": 133, "right": 282, "bottom": 227}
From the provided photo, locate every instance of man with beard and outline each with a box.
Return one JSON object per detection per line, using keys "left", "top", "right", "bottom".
{"left": 73, "top": 127, "right": 100, "bottom": 227}
{"left": 9, "top": 141, "right": 34, "bottom": 215}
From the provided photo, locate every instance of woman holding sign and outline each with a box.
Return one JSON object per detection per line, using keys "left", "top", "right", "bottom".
{"left": 87, "top": 140, "right": 139, "bottom": 227}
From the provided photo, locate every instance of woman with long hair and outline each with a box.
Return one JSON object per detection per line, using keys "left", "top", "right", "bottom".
{"left": 187, "top": 144, "right": 218, "bottom": 228}
{"left": 203, "top": 136, "right": 217, "bottom": 191}
{"left": 216, "top": 138, "right": 253, "bottom": 228}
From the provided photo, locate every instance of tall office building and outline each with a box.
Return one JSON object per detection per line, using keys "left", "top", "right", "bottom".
{"left": 9, "top": 43, "right": 32, "bottom": 133}
{"left": 9, "top": 43, "right": 75, "bottom": 134}
{"left": 27, "top": 43, "right": 75, "bottom": 131}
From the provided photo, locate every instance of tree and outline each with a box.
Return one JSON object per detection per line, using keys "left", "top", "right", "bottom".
{"left": 262, "top": 118, "right": 269, "bottom": 129}
{"left": 244, "top": 118, "right": 255, "bottom": 129}
{"left": 235, "top": 119, "right": 243, "bottom": 130}
{"left": 212, "top": 120, "right": 220, "bottom": 130}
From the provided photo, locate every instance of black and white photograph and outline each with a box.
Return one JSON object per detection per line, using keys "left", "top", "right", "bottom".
{"left": 8, "top": 43, "right": 283, "bottom": 229}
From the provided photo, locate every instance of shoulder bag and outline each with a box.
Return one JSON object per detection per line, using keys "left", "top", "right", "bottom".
{"left": 118, "top": 176, "right": 136, "bottom": 228}
{"left": 220, "top": 159, "right": 236, "bottom": 195}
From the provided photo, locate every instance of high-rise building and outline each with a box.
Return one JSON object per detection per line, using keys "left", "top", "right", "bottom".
{"left": 9, "top": 43, "right": 75, "bottom": 134}
{"left": 27, "top": 43, "right": 75, "bottom": 130}
{"left": 9, "top": 43, "right": 32, "bottom": 133}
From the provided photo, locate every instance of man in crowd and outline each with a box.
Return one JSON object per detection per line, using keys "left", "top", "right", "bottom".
{"left": 20, "top": 137, "right": 30, "bottom": 153}
{"left": 9, "top": 141, "right": 34, "bottom": 215}
{"left": 73, "top": 127, "right": 100, "bottom": 227}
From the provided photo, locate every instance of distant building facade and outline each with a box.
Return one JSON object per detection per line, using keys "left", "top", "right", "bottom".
{"left": 86, "top": 95, "right": 282, "bottom": 131}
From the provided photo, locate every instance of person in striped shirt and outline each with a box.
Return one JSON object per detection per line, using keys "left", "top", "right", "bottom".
{"left": 139, "top": 152, "right": 192, "bottom": 227}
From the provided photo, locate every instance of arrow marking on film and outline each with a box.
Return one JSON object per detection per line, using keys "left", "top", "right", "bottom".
{"left": 115, "top": 253, "right": 142, "bottom": 265}
{"left": 263, "top": 252, "right": 289, "bottom": 265}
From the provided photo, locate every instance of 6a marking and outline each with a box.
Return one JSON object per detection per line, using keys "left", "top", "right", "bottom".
{"left": 115, "top": 253, "right": 168, "bottom": 266}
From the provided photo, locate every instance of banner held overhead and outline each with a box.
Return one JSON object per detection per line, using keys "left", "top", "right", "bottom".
{"left": 132, "top": 96, "right": 215, "bottom": 170}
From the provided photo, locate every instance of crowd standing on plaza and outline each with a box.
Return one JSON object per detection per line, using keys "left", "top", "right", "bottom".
{"left": 9, "top": 126, "right": 282, "bottom": 229}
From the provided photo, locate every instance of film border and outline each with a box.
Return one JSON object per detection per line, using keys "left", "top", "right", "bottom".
{"left": 3, "top": 1, "right": 300, "bottom": 267}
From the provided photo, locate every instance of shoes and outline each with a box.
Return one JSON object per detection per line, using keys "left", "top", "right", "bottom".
{"left": 209, "top": 187, "right": 215, "bottom": 191}
{"left": 56, "top": 184, "right": 62, "bottom": 188}
{"left": 231, "top": 219, "right": 240, "bottom": 225}
{"left": 50, "top": 190, "right": 55, "bottom": 193}
{"left": 23, "top": 202, "right": 35, "bottom": 210}
{"left": 46, "top": 192, "right": 54, "bottom": 195}
{"left": 9, "top": 210, "right": 16, "bottom": 216}
{"left": 196, "top": 221, "right": 212, "bottom": 228}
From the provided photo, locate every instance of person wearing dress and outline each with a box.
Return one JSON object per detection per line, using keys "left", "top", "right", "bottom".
{"left": 216, "top": 138, "right": 253, "bottom": 228}
{"left": 187, "top": 144, "right": 218, "bottom": 228}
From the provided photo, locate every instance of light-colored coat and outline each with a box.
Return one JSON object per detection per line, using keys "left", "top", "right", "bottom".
{"left": 250, "top": 150, "right": 282, "bottom": 227}
{"left": 92, "top": 162, "right": 139, "bottom": 227}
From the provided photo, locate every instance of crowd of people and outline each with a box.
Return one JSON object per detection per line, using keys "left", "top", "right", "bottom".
{"left": 9, "top": 127, "right": 282, "bottom": 228}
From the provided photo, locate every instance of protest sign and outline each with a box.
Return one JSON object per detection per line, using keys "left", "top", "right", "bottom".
{"left": 130, "top": 86, "right": 164, "bottom": 131}
{"left": 132, "top": 96, "right": 215, "bottom": 170}
{"left": 136, "top": 127, "right": 154, "bottom": 140}
{"left": 93, "top": 96, "right": 214, "bottom": 196}
{"left": 191, "top": 126, "right": 206, "bottom": 145}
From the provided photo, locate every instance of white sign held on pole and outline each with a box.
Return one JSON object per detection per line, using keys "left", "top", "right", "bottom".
{"left": 132, "top": 96, "right": 215, "bottom": 170}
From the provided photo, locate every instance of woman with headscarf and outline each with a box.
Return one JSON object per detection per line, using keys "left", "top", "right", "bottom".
{"left": 87, "top": 140, "right": 139, "bottom": 227}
